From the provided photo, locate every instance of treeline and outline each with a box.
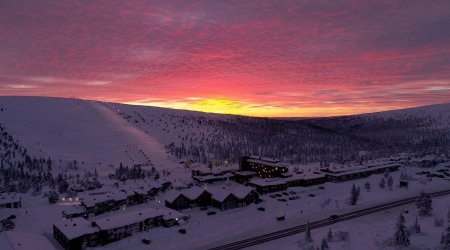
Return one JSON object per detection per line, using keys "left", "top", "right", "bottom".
{"left": 112, "top": 103, "right": 450, "bottom": 167}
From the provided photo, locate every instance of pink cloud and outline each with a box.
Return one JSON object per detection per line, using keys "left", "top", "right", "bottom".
{"left": 1, "top": 0, "right": 449, "bottom": 116}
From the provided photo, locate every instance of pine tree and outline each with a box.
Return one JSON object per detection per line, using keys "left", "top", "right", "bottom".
{"left": 387, "top": 176, "right": 394, "bottom": 190}
{"left": 447, "top": 207, "right": 450, "bottom": 223}
{"left": 414, "top": 216, "right": 420, "bottom": 233}
{"left": 364, "top": 181, "right": 371, "bottom": 192}
{"left": 305, "top": 220, "right": 313, "bottom": 243}
{"left": 47, "top": 157, "right": 52, "bottom": 171}
{"left": 321, "top": 236, "right": 329, "bottom": 249}
{"left": 384, "top": 169, "right": 390, "bottom": 178}
{"left": 415, "top": 190, "right": 433, "bottom": 216}
{"left": 347, "top": 183, "right": 359, "bottom": 205}
{"left": 441, "top": 226, "right": 450, "bottom": 248}
{"left": 393, "top": 212, "right": 410, "bottom": 246}
{"left": 327, "top": 228, "right": 333, "bottom": 242}
{"left": 379, "top": 177, "right": 385, "bottom": 188}
{"left": 48, "top": 190, "right": 59, "bottom": 204}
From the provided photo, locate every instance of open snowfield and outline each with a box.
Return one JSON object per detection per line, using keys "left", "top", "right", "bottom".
{"left": 0, "top": 96, "right": 450, "bottom": 250}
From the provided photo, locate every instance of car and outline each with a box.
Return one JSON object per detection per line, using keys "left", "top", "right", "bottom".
{"left": 6, "top": 215, "right": 16, "bottom": 220}
{"left": 179, "top": 229, "right": 186, "bottom": 234}
{"left": 318, "top": 186, "right": 325, "bottom": 189}
{"left": 279, "top": 199, "right": 287, "bottom": 202}
{"left": 282, "top": 192, "right": 289, "bottom": 196}
{"left": 142, "top": 239, "right": 151, "bottom": 244}
{"left": 289, "top": 191, "right": 296, "bottom": 194}
{"left": 257, "top": 207, "right": 265, "bottom": 211}
{"left": 309, "top": 194, "right": 315, "bottom": 197}
{"left": 275, "top": 194, "right": 282, "bottom": 197}
{"left": 1, "top": 219, "right": 11, "bottom": 224}
{"left": 329, "top": 215, "right": 338, "bottom": 220}
{"left": 207, "top": 211, "right": 216, "bottom": 216}
{"left": 200, "top": 206, "right": 208, "bottom": 211}
{"left": 288, "top": 197, "right": 295, "bottom": 200}
{"left": 269, "top": 195, "right": 276, "bottom": 198}
{"left": 276, "top": 215, "right": 285, "bottom": 221}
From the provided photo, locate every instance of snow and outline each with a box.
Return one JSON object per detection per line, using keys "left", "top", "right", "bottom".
{"left": 94, "top": 207, "right": 187, "bottom": 230}
{"left": 54, "top": 217, "right": 98, "bottom": 240}
{"left": 0, "top": 96, "right": 450, "bottom": 250}
{"left": 0, "top": 231, "right": 58, "bottom": 250}
{"left": 0, "top": 195, "right": 21, "bottom": 205}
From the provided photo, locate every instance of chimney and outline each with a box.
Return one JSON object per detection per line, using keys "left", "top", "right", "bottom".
{"left": 91, "top": 221, "right": 97, "bottom": 227}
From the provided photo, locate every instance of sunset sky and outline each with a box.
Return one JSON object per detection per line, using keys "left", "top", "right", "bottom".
{"left": 1, "top": 1, "right": 449, "bottom": 117}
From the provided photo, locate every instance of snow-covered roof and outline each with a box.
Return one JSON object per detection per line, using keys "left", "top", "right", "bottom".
{"left": 232, "top": 185, "right": 253, "bottom": 199}
{"left": 193, "top": 172, "right": 234, "bottom": 182}
{"left": 83, "top": 192, "right": 128, "bottom": 207}
{"left": 326, "top": 163, "right": 400, "bottom": 177}
{"left": 183, "top": 187, "right": 209, "bottom": 200}
{"left": 211, "top": 188, "right": 232, "bottom": 202}
{"left": 233, "top": 171, "right": 256, "bottom": 176}
{"left": 248, "top": 178, "right": 287, "bottom": 187}
{"left": 247, "top": 155, "right": 283, "bottom": 163}
{"left": 0, "top": 195, "right": 20, "bottom": 204}
{"left": 0, "top": 231, "right": 58, "bottom": 250}
{"left": 95, "top": 207, "right": 187, "bottom": 230}
{"left": 54, "top": 218, "right": 99, "bottom": 240}
{"left": 63, "top": 205, "right": 86, "bottom": 215}
{"left": 246, "top": 158, "right": 287, "bottom": 167}
{"left": 285, "top": 172, "right": 326, "bottom": 181}
{"left": 164, "top": 190, "right": 183, "bottom": 203}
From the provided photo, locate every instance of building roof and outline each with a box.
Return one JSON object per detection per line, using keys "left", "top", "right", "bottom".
{"left": 54, "top": 217, "right": 99, "bottom": 240}
{"left": 63, "top": 205, "right": 86, "bottom": 215}
{"left": 232, "top": 185, "right": 253, "bottom": 199}
{"left": 183, "top": 187, "right": 209, "bottom": 200}
{"left": 246, "top": 158, "right": 287, "bottom": 167}
{"left": 0, "top": 195, "right": 20, "bottom": 204}
{"left": 164, "top": 190, "right": 183, "bottom": 203}
{"left": 233, "top": 171, "right": 256, "bottom": 177}
{"left": 248, "top": 178, "right": 287, "bottom": 187}
{"left": 192, "top": 172, "right": 234, "bottom": 182}
{"left": 95, "top": 207, "right": 187, "bottom": 230}
{"left": 0, "top": 231, "right": 58, "bottom": 250}
{"left": 83, "top": 192, "right": 128, "bottom": 208}
{"left": 211, "top": 189, "right": 233, "bottom": 202}
{"left": 325, "top": 163, "right": 400, "bottom": 177}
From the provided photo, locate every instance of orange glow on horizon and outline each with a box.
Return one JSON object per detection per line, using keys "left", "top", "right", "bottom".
{"left": 125, "top": 98, "right": 418, "bottom": 118}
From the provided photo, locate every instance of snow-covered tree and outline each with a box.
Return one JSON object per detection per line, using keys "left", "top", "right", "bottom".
{"left": 441, "top": 226, "right": 450, "bottom": 249}
{"left": 379, "top": 177, "right": 385, "bottom": 188}
{"left": 400, "top": 172, "right": 407, "bottom": 181}
{"left": 447, "top": 207, "right": 450, "bottom": 223}
{"left": 387, "top": 176, "right": 394, "bottom": 190}
{"left": 347, "top": 183, "right": 359, "bottom": 205}
{"left": 416, "top": 190, "right": 433, "bottom": 216}
{"left": 364, "top": 181, "right": 371, "bottom": 192}
{"left": 384, "top": 169, "right": 390, "bottom": 178}
{"left": 327, "top": 228, "right": 333, "bottom": 242}
{"left": 392, "top": 212, "right": 410, "bottom": 246}
{"left": 48, "top": 190, "right": 59, "bottom": 204}
{"left": 414, "top": 216, "right": 420, "bottom": 233}
{"left": 321, "top": 236, "right": 329, "bottom": 250}
{"left": 305, "top": 220, "right": 313, "bottom": 243}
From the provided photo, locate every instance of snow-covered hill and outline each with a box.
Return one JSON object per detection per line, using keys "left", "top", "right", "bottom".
{"left": 1, "top": 96, "right": 450, "bottom": 250}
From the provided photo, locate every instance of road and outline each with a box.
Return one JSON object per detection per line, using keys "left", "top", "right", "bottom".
{"left": 206, "top": 189, "right": 450, "bottom": 250}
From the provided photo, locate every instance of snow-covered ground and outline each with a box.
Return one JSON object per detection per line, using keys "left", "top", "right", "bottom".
{"left": 0, "top": 96, "right": 449, "bottom": 250}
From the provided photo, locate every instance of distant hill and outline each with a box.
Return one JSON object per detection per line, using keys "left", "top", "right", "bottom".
{"left": 1, "top": 96, "right": 449, "bottom": 169}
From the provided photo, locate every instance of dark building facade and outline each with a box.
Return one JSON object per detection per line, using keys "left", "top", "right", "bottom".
{"left": 239, "top": 155, "right": 289, "bottom": 178}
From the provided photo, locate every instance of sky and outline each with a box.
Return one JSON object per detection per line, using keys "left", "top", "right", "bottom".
{"left": 1, "top": 0, "right": 450, "bottom": 117}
